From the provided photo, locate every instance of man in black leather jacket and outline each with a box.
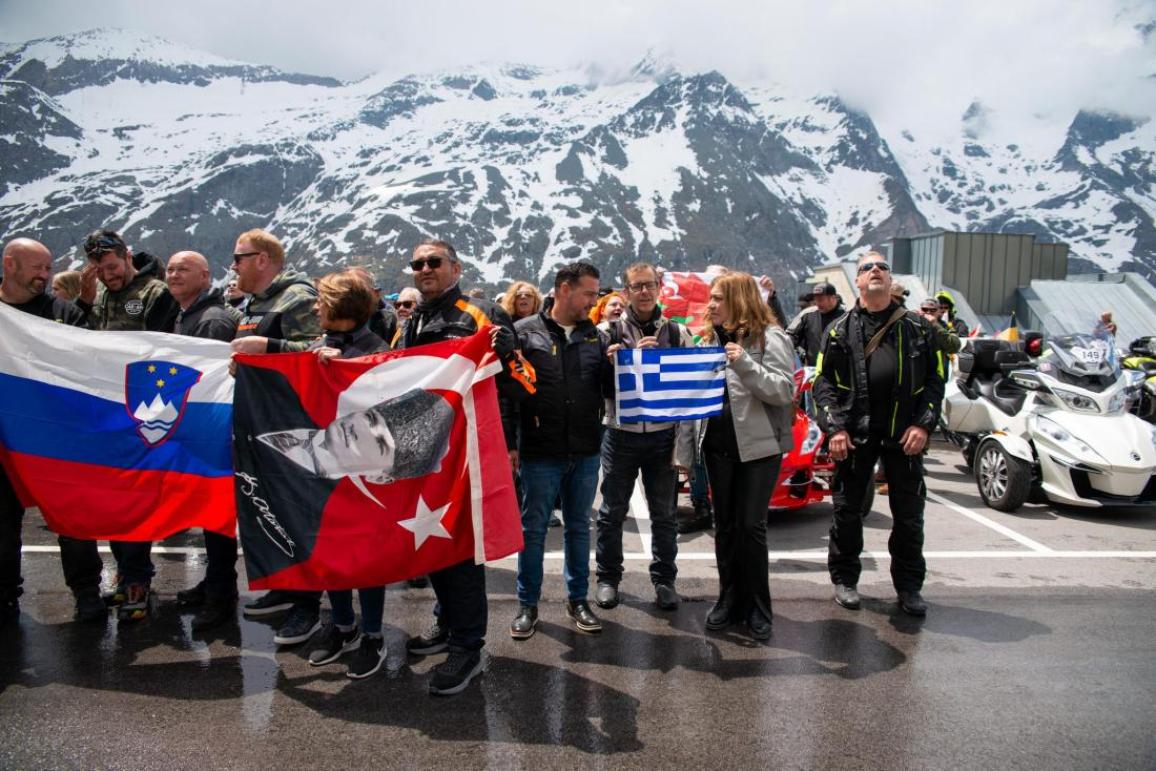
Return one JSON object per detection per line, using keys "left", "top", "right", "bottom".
{"left": 813, "top": 252, "right": 945, "bottom": 617}
{"left": 398, "top": 238, "right": 531, "bottom": 696}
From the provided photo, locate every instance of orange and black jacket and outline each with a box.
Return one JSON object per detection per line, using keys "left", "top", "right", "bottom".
{"left": 813, "top": 302, "right": 945, "bottom": 443}
{"left": 397, "top": 284, "right": 534, "bottom": 448}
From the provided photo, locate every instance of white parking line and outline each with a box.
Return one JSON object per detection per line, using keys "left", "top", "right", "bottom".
{"left": 21, "top": 546, "right": 1156, "bottom": 560}
{"left": 926, "top": 490, "right": 1054, "bottom": 552}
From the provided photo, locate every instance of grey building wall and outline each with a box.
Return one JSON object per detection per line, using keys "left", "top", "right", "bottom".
{"left": 890, "top": 231, "right": 1068, "bottom": 316}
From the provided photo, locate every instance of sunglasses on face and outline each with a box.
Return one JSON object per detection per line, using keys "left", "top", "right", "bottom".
{"left": 857, "top": 260, "right": 890, "bottom": 274}
{"left": 410, "top": 257, "right": 444, "bottom": 272}
{"left": 395, "top": 300, "right": 416, "bottom": 309}
{"left": 627, "top": 281, "right": 659, "bottom": 292}
{"left": 232, "top": 251, "right": 261, "bottom": 264}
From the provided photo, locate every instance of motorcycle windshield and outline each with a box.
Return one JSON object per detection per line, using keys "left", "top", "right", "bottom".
{"left": 1040, "top": 333, "right": 1121, "bottom": 392}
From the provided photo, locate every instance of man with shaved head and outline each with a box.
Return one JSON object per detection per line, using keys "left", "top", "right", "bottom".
{"left": 0, "top": 238, "right": 107, "bottom": 627}
{"left": 167, "top": 251, "right": 240, "bottom": 342}
{"left": 164, "top": 250, "right": 242, "bottom": 630}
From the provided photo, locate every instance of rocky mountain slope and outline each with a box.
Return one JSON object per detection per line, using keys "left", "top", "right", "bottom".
{"left": 1, "top": 28, "right": 1152, "bottom": 293}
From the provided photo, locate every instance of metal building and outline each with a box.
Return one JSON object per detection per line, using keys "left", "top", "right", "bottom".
{"left": 885, "top": 232, "right": 1068, "bottom": 316}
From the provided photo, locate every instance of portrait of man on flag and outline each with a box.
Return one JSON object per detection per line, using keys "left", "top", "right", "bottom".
{"left": 232, "top": 332, "right": 523, "bottom": 591}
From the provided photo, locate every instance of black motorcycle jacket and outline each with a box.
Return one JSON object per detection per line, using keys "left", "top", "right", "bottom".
{"left": 812, "top": 301, "right": 946, "bottom": 442}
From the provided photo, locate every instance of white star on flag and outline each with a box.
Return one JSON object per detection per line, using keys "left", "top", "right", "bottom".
{"left": 398, "top": 495, "right": 452, "bottom": 549}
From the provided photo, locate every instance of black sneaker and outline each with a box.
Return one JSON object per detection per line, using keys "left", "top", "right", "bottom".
{"left": 406, "top": 575, "right": 430, "bottom": 589}
{"left": 898, "top": 590, "right": 928, "bottom": 617}
{"left": 347, "top": 635, "right": 386, "bottom": 679}
{"left": 74, "top": 589, "right": 108, "bottom": 624}
{"left": 176, "top": 580, "right": 207, "bottom": 607}
{"left": 654, "top": 583, "right": 680, "bottom": 610}
{"left": 191, "top": 597, "right": 237, "bottom": 632}
{"left": 308, "top": 624, "right": 362, "bottom": 666}
{"left": 242, "top": 590, "right": 295, "bottom": 617}
{"left": 116, "top": 583, "right": 150, "bottom": 623}
{"left": 406, "top": 621, "right": 449, "bottom": 656}
{"left": 273, "top": 605, "right": 321, "bottom": 646}
{"left": 565, "top": 600, "right": 602, "bottom": 634}
{"left": 429, "top": 648, "right": 484, "bottom": 696}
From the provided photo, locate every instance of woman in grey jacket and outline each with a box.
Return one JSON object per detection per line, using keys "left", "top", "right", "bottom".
{"left": 676, "top": 272, "right": 796, "bottom": 639}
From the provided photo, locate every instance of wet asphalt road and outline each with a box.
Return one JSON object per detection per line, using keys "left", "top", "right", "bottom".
{"left": 2, "top": 443, "right": 1155, "bottom": 770}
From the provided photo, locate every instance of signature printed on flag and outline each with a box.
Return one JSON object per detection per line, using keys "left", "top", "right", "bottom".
{"left": 236, "top": 471, "right": 296, "bottom": 557}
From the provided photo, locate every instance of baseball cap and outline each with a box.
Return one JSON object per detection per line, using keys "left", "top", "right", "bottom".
{"left": 812, "top": 282, "right": 838, "bottom": 297}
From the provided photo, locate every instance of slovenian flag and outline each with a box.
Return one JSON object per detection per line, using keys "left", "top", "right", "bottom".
{"left": 614, "top": 347, "right": 727, "bottom": 423}
{"left": 0, "top": 302, "right": 235, "bottom": 540}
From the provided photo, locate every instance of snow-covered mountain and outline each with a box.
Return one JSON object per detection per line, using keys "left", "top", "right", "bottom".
{"left": 1, "top": 28, "right": 1153, "bottom": 293}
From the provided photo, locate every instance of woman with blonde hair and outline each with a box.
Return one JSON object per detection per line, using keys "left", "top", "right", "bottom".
{"left": 52, "top": 270, "right": 82, "bottom": 302}
{"left": 676, "top": 271, "right": 796, "bottom": 640}
{"left": 501, "top": 281, "right": 542, "bottom": 321}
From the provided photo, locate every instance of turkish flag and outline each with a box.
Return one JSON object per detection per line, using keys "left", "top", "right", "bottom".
{"left": 232, "top": 332, "right": 522, "bottom": 590}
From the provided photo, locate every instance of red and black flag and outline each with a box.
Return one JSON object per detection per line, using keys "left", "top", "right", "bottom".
{"left": 232, "top": 332, "right": 522, "bottom": 590}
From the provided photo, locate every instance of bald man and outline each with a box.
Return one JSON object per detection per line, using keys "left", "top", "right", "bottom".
{"left": 167, "top": 250, "right": 241, "bottom": 342}
{"left": 164, "top": 250, "right": 241, "bottom": 629}
{"left": 0, "top": 238, "right": 107, "bottom": 626}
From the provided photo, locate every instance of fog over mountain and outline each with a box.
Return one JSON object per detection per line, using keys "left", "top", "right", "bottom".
{"left": 1, "top": 27, "right": 1154, "bottom": 292}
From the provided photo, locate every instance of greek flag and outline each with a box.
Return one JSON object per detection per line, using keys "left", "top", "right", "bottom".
{"left": 614, "top": 347, "right": 727, "bottom": 423}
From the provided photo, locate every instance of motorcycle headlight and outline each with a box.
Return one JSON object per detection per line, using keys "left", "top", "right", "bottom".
{"left": 1150, "top": 425, "right": 1156, "bottom": 449}
{"left": 800, "top": 421, "right": 822, "bottom": 455}
{"left": 1034, "top": 415, "right": 1094, "bottom": 456}
{"left": 1107, "top": 390, "right": 1128, "bottom": 414}
{"left": 1051, "top": 387, "right": 1101, "bottom": 414}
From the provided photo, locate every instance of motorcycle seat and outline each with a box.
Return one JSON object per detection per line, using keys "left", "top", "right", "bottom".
{"left": 976, "top": 374, "right": 1026, "bottom": 417}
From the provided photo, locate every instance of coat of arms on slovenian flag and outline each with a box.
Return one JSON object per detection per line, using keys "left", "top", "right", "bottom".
{"left": 125, "top": 360, "right": 203, "bottom": 447}
{"left": 614, "top": 347, "right": 727, "bottom": 423}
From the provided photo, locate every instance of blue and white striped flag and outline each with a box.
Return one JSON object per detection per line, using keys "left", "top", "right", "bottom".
{"left": 614, "top": 347, "right": 727, "bottom": 424}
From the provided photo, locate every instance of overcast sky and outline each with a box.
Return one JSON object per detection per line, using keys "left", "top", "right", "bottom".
{"left": 2, "top": 0, "right": 1154, "bottom": 136}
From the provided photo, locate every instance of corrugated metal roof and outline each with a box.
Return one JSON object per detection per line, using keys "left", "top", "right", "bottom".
{"left": 1023, "top": 276, "right": 1156, "bottom": 346}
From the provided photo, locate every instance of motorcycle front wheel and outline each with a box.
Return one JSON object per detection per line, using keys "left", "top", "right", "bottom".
{"left": 974, "top": 440, "right": 1032, "bottom": 512}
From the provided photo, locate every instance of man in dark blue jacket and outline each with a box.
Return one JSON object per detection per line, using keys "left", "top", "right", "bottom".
{"left": 509, "top": 262, "right": 609, "bottom": 641}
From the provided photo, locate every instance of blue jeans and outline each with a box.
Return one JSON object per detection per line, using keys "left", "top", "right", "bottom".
{"left": 517, "top": 455, "right": 600, "bottom": 606}
{"left": 328, "top": 586, "right": 385, "bottom": 635}
{"left": 595, "top": 428, "right": 678, "bottom": 586}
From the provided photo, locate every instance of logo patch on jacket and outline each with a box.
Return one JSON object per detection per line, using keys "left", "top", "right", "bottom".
{"left": 124, "top": 299, "right": 144, "bottom": 316}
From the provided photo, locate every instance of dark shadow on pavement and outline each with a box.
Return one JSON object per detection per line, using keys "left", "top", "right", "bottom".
{"left": 882, "top": 599, "right": 1052, "bottom": 643}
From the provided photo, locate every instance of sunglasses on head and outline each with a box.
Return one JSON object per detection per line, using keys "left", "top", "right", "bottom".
{"left": 857, "top": 260, "right": 890, "bottom": 274}
{"left": 84, "top": 236, "right": 123, "bottom": 256}
{"left": 410, "top": 257, "right": 444, "bottom": 272}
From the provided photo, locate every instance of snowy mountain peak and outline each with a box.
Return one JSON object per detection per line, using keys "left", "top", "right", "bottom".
{"left": 0, "top": 31, "right": 1153, "bottom": 294}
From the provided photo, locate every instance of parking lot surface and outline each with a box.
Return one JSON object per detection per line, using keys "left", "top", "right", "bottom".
{"left": 2, "top": 441, "right": 1154, "bottom": 769}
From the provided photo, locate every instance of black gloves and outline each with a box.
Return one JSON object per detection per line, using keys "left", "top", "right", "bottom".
{"left": 492, "top": 325, "right": 516, "bottom": 358}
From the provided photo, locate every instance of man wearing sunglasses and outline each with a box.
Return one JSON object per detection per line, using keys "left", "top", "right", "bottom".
{"left": 228, "top": 229, "right": 324, "bottom": 646}
{"left": 398, "top": 238, "right": 532, "bottom": 696}
{"left": 75, "top": 228, "right": 180, "bottom": 623}
{"left": 812, "top": 251, "right": 945, "bottom": 617}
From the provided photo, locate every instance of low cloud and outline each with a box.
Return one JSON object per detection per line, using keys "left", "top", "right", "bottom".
{"left": 2, "top": 0, "right": 1153, "bottom": 135}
